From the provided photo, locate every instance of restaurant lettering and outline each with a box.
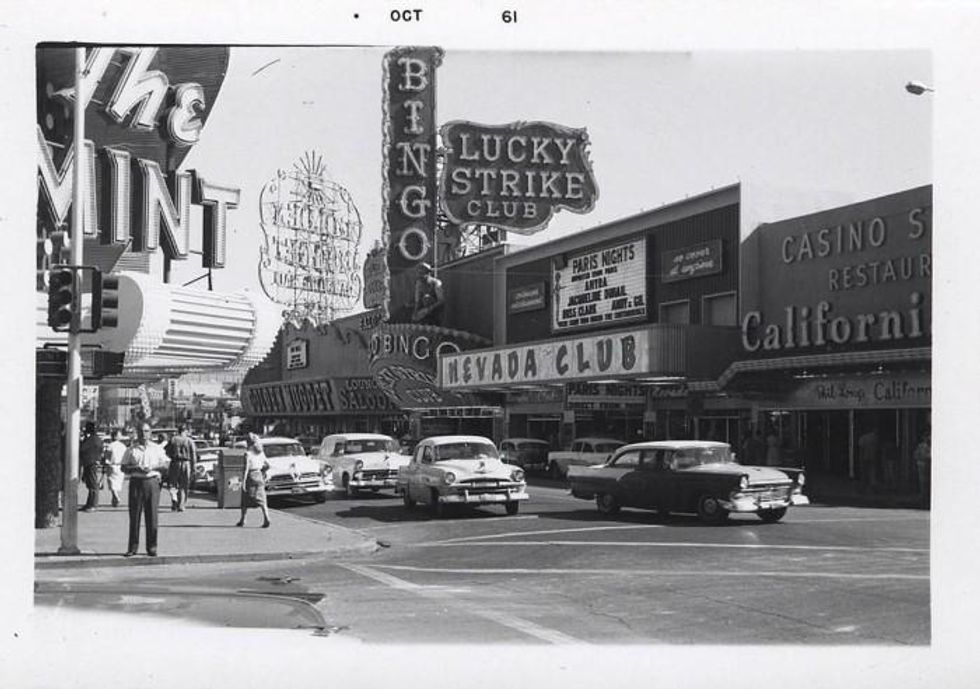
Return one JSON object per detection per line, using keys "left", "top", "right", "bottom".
{"left": 441, "top": 330, "right": 649, "bottom": 389}
{"left": 553, "top": 240, "right": 646, "bottom": 331}
{"left": 440, "top": 120, "right": 598, "bottom": 235}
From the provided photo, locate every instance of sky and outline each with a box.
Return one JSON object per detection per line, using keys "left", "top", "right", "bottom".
{"left": 169, "top": 48, "right": 931, "bottom": 304}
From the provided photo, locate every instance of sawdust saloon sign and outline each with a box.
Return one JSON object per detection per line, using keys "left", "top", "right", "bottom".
{"left": 553, "top": 239, "right": 647, "bottom": 331}
{"left": 440, "top": 120, "right": 598, "bottom": 235}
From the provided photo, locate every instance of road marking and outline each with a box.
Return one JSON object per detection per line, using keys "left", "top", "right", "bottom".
{"left": 437, "top": 523, "right": 664, "bottom": 544}
{"left": 356, "top": 514, "right": 539, "bottom": 532}
{"left": 373, "top": 564, "right": 929, "bottom": 582}
{"left": 338, "top": 563, "right": 585, "bottom": 644}
{"left": 415, "top": 540, "right": 929, "bottom": 554}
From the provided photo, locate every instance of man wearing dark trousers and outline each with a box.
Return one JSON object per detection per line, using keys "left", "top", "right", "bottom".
{"left": 166, "top": 424, "right": 197, "bottom": 512}
{"left": 79, "top": 422, "right": 103, "bottom": 512}
{"left": 121, "top": 423, "right": 169, "bottom": 557}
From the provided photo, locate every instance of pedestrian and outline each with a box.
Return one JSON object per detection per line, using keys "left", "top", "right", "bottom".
{"left": 166, "top": 423, "right": 197, "bottom": 512}
{"left": 857, "top": 426, "right": 880, "bottom": 492}
{"left": 103, "top": 428, "right": 128, "bottom": 508}
{"left": 79, "top": 422, "right": 103, "bottom": 512}
{"left": 741, "top": 428, "right": 766, "bottom": 465}
{"left": 765, "top": 428, "right": 781, "bottom": 467}
{"left": 914, "top": 429, "right": 931, "bottom": 507}
{"left": 120, "top": 423, "right": 169, "bottom": 557}
{"left": 237, "top": 433, "right": 271, "bottom": 528}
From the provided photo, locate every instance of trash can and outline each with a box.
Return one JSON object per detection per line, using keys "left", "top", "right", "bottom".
{"left": 217, "top": 449, "right": 245, "bottom": 509}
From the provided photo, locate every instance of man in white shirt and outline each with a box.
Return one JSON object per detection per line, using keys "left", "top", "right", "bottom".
{"left": 102, "top": 428, "right": 128, "bottom": 508}
{"left": 121, "top": 423, "right": 169, "bottom": 557}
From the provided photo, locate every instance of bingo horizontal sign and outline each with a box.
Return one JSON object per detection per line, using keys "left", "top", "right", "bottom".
{"left": 439, "top": 120, "right": 598, "bottom": 235}
{"left": 508, "top": 282, "right": 546, "bottom": 314}
{"left": 661, "top": 240, "right": 723, "bottom": 283}
{"left": 440, "top": 329, "right": 650, "bottom": 389}
{"left": 553, "top": 239, "right": 647, "bottom": 331}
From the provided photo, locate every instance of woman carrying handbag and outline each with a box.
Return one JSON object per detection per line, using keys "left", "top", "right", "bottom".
{"left": 237, "top": 433, "right": 272, "bottom": 528}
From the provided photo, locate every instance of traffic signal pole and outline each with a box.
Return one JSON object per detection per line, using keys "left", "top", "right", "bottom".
{"left": 58, "top": 47, "right": 86, "bottom": 555}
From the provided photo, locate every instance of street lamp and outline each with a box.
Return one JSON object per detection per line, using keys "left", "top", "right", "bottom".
{"left": 905, "top": 80, "right": 934, "bottom": 95}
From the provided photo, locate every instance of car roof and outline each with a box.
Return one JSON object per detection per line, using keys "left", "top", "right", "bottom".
{"left": 259, "top": 437, "right": 302, "bottom": 444}
{"left": 502, "top": 438, "right": 549, "bottom": 444}
{"left": 421, "top": 435, "right": 495, "bottom": 445}
{"left": 619, "top": 440, "right": 732, "bottom": 450}
{"left": 574, "top": 437, "right": 625, "bottom": 444}
{"left": 323, "top": 433, "right": 394, "bottom": 442}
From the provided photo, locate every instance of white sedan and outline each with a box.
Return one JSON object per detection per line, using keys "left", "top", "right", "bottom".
{"left": 316, "top": 433, "right": 411, "bottom": 497}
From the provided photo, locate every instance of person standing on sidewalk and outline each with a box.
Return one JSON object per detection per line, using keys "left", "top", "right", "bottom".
{"left": 121, "top": 423, "right": 169, "bottom": 557}
{"left": 914, "top": 429, "right": 931, "bottom": 508}
{"left": 237, "top": 433, "right": 271, "bottom": 528}
{"left": 79, "top": 422, "right": 103, "bottom": 512}
{"left": 103, "top": 428, "right": 128, "bottom": 508}
{"left": 166, "top": 424, "right": 197, "bottom": 512}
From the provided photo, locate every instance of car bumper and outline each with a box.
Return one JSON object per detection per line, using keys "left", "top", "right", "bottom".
{"left": 265, "top": 482, "right": 331, "bottom": 497}
{"left": 347, "top": 477, "right": 398, "bottom": 489}
{"left": 721, "top": 491, "right": 808, "bottom": 512}
{"left": 439, "top": 489, "right": 529, "bottom": 504}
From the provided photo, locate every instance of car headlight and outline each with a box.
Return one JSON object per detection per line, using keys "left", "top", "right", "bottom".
{"left": 796, "top": 472, "right": 805, "bottom": 487}
{"left": 354, "top": 460, "right": 363, "bottom": 473}
{"left": 320, "top": 464, "right": 331, "bottom": 477}
{"left": 739, "top": 475, "right": 749, "bottom": 490}
{"left": 443, "top": 472, "right": 456, "bottom": 485}
{"left": 511, "top": 468, "right": 525, "bottom": 483}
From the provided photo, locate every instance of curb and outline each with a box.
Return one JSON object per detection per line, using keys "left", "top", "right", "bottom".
{"left": 35, "top": 539, "right": 380, "bottom": 570}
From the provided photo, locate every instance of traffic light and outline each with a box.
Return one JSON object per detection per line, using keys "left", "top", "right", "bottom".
{"left": 91, "top": 270, "right": 120, "bottom": 330}
{"left": 47, "top": 267, "right": 76, "bottom": 331}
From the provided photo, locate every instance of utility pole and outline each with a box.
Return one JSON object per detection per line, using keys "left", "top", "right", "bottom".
{"left": 58, "top": 47, "right": 86, "bottom": 555}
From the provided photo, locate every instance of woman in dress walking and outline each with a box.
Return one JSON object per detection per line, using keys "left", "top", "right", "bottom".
{"left": 237, "top": 433, "right": 271, "bottom": 528}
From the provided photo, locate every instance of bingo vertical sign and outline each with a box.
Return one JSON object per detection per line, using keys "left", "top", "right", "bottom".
{"left": 383, "top": 46, "right": 443, "bottom": 321}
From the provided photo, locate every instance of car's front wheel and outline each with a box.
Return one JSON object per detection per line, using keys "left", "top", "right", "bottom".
{"left": 548, "top": 462, "right": 563, "bottom": 480}
{"left": 758, "top": 507, "right": 787, "bottom": 523}
{"left": 504, "top": 501, "right": 520, "bottom": 516}
{"left": 430, "top": 488, "right": 446, "bottom": 518}
{"left": 343, "top": 474, "right": 357, "bottom": 498}
{"left": 596, "top": 493, "right": 621, "bottom": 515}
{"left": 402, "top": 489, "right": 416, "bottom": 509}
{"left": 313, "top": 492, "right": 328, "bottom": 503}
{"left": 696, "top": 495, "right": 729, "bottom": 524}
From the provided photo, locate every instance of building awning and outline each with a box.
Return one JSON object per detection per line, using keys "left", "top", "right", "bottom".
{"left": 691, "top": 346, "right": 932, "bottom": 393}
{"left": 36, "top": 271, "right": 282, "bottom": 384}
{"left": 438, "top": 324, "right": 743, "bottom": 392}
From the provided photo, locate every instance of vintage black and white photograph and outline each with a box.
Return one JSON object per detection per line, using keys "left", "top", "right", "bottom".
{"left": 5, "top": 2, "right": 980, "bottom": 688}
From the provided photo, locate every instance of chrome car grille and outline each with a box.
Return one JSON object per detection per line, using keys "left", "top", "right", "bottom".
{"left": 267, "top": 472, "right": 322, "bottom": 488}
{"left": 361, "top": 469, "right": 397, "bottom": 480}
{"left": 460, "top": 478, "right": 503, "bottom": 487}
{"left": 745, "top": 485, "right": 791, "bottom": 501}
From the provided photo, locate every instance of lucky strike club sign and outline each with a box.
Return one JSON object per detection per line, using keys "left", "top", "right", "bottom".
{"left": 552, "top": 239, "right": 646, "bottom": 331}
{"left": 258, "top": 150, "right": 362, "bottom": 324}
{"left": 440, "top": 120, "right": 598, "bottom": 235}
{"left": 441, "top": 328, "right": 649, "bottom": 390}
{"left": 384, "top": 47, "right": 442, "bottom": 319}
{"left": 36, "top": 47, "right": 236, "bottom": 281}
{"left": 742, "top": 187, "right": 932, "bottom": 355}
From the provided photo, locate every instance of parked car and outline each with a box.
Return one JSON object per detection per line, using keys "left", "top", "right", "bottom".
{"left": 567, "top": 440, "right": 809, "bottom": 524}
{"left": 499, "top": 438, "right": 551, "bottom": 472}
{"left": 546, "top": 437, "right": 625, "bottom": 479}
{"left": 192, "top": 439, "right": 220, "bottom": 493}
{"left": 316, "top": 433, "right": 411, "bottom": 497}
{"left": 230, "top": 437, "right": 331, "bottom": 503}
{"left": 395, "top": 435, "right": 529, "bottom": 517}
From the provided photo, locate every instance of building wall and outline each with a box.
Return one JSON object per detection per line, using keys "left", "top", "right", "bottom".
{"left": 439, "top": 246, "right": 503, "bottom": 341}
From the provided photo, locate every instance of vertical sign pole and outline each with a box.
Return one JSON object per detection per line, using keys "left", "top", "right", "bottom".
{"left": 58, "top": 46, "right": 86, "bottom": 555}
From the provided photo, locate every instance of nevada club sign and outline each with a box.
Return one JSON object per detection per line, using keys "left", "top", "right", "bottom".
{"left": 440, "top": 120, "right": 598, "bottom": 234}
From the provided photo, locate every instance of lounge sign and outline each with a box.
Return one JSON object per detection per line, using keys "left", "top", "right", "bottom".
{"left": 661, "top": 240, "right": 723, "bottom": 283}
{"left": 553, "top": 239, "right": 647, "bottom": 331}
{"left": 508, "top": 283, "right": 546, "bottom": 314}
{"left": 439, "top": 120, "right": 598, "bottom": 235}
{"left": 441, "top": 328, "right": 649, "bottom": 390}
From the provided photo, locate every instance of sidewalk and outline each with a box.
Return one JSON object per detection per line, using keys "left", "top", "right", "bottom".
{"left": 806, "top": 473, "right": 927, "bottom": 510}
{"left": 35, "top": 482, "right": 379, "bottom": 569}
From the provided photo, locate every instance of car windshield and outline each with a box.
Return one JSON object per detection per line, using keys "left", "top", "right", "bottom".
{"left": 344, "top": 439, "right": 397, "bottom": 454}
{"left": 194, "top": 440, "right": 208, "bottom": 450}
{"left": 262, "top": 442, "right": 306, "bottom": 458}
{"left": 671, "top": 446, "right": 735, "bottom": 469}
{"left": 434, "top": 442, "right": 499, "bottom": 461}
{"left": 518, "top": 442, "right": 548, "bottom": 453}
{"left": 595, "top": 442, "right": 625, "bottom": 453}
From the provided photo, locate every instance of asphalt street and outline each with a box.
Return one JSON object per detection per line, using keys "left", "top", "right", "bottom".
{"left": 36, "top": 477, "right": 930, "bottom": 645}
